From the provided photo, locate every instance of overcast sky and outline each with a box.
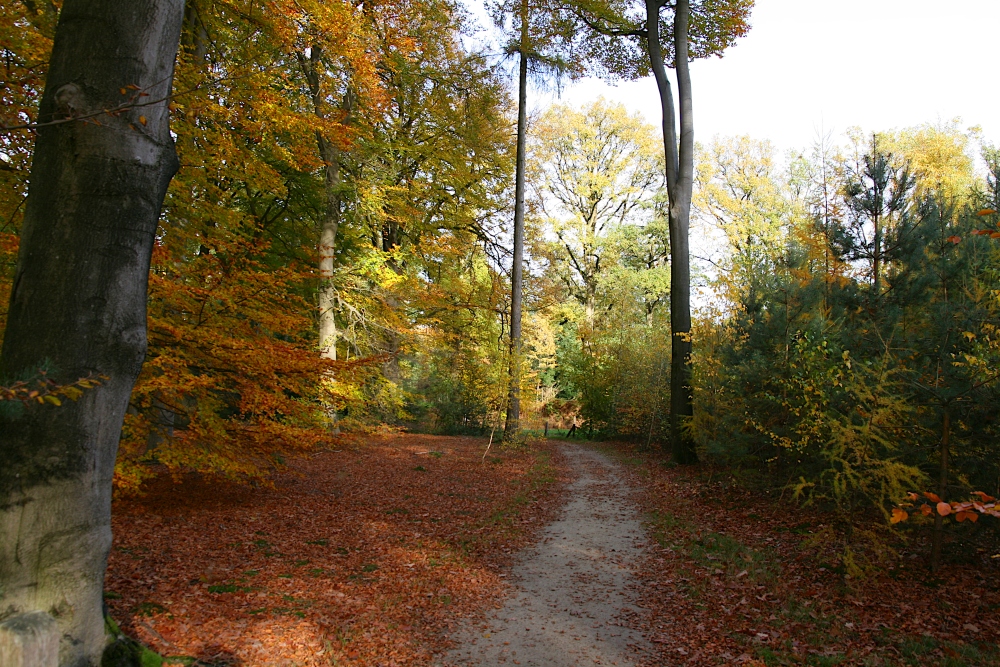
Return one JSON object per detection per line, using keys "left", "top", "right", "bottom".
{"left": 511, "top": 0, "right": 999, "bottom": 154}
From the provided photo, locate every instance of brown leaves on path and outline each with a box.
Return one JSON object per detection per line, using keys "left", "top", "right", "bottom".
{"left": 105, "top": 434, "right": 566, "bottom": 666}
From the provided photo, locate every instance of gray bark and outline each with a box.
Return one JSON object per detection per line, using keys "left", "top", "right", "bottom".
{"left": 0, "top": 2, "right": 184, "bottom": 665}
{"left": 318, "top": 133, "right": 341, "bottom": 361}
{"left": 503, "top": 1, "right": 529, "bottom": 442}
{"left": 646, "top": 0, "right": 696, "bottom": 463}
{"left": 300, "top": 47, "right": 347, "bottom": 362}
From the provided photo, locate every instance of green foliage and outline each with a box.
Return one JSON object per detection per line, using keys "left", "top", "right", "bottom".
{"left": 102, "top": 613, "right": 163, "bottom": 667}
{"left": 515, "top": 99, "right": 672, "bottom": 441}
{"left": 568, "top": 322, "right": 671, "bottom": 443}
{"left": 691, "top": 129, "right": 1000, "bottom": 570}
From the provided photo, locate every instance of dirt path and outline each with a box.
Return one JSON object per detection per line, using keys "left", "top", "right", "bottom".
{"left": 444, "top": 443, "right": 652, "bottom": 667}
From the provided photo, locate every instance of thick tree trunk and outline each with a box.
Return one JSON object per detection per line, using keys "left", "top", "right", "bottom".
{"left": 0, "top": 2, "right": 184, "bottom": 665}
{"left": 646, "top": 0, "right": 696, "bottom": 463}
{"left": 301, "top": 47, "right": 348, "bottom": 362}
{"left": 503, "top": 2, "right": 529, "bottom": 442}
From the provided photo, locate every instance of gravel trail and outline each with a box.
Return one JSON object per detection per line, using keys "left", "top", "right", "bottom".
{"left": 445, "top": 443, "right": 651, "bottom": 666}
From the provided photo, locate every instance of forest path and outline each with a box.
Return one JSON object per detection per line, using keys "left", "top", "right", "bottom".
{"left": 444, "top": 443, "right": 652, "bottom": 666}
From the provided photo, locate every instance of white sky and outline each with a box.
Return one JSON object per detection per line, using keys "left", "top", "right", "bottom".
{"left": 517, "top": 0, "right": 1000, "bottom": 153}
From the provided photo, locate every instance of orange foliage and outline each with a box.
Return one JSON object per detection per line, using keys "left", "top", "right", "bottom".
{"left": 0, "top": 2, "right": 56, "bottom": 335}
{"left": 112, "top": 0, "right": 408, "bottom": 490}
{"left": 891, "top": 491, "right": 1000, "bottom": 524}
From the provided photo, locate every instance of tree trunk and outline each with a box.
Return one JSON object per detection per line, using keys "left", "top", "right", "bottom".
{"left": 646, "top": 0, "right": 696, "bottom": 463}
{"left": 301, "top": 47, "right": 348, "bottom": 361}
{"left": 931, "top": 407, "right": 950, "bottom": 572}
{"left": 503, "top": 0, "right": 529, "bottom": 443}
{"left": 872, "top": 208, "right": 881, "bottom": 306}
{"left": 0, "top": 2, "right": 184, "bottom": 665}
{"left": 318, "top": 132, "right": 342, "bottom": 361}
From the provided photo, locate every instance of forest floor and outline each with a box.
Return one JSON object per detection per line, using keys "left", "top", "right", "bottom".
{"left": 596, "top": 443, "right": 1000, "bottom": 667}
{"left": 105, "top": 433, "right": 567, "bottom": 666}
{"left": 444, "top": 444, "right": 651, "bottom": 666}
{"left": 105, "top": 435, "right": 1000, "bottom": 667}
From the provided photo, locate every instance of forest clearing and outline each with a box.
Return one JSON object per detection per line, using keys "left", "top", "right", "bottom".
{"left": 2, "top": 0, "right": 1000, "bottom": 666}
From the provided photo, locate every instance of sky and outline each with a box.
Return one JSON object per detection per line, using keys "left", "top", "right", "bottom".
{"left": 505, "top": 0, "right": 1000, "bottom": 154}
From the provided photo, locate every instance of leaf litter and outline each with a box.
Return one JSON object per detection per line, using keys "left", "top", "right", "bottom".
{"left": 106, "top": 435, "right": 1000, "bottom": 666}
{"left": 105, "top": 434, "right": 567, "bottom": 666}
{"left": 596, "top": 443, "right": 1000, "bottom": 667}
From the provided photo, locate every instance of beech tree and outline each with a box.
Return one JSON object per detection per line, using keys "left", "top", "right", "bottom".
{"left": 569, "top": 0, "right": 752, "bottom": 462}
{"left": 0, "top": 1, "right": 184, "bottom": 664}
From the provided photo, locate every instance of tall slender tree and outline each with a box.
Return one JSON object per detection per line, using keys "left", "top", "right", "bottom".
{"left": 507, "top": 0, "right": 530, "bottom": 439}
{"left": 489, "top": 0, "right": 588, "bottom": 441}
{"left": 0, "top": 1, "right": 184, "bottom": 664}
{"left": 569, "top": 0, "right": 752, "bottom": 462}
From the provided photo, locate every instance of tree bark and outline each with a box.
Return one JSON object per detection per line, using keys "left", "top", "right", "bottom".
{"left": 503, "top": 0, "right": 529, "bottom": 442}
{"left": 301, "top": 47, "right": 348, "bottom": 362}
{"left": 0, "top": 2, "right": 184, "bottom": 665}
{"left": 646, "top": 0, "right": 696, "bottom": 463}
{"left": 931, "top": 406, "right": 950, "bottom": 572}
{"left": 318, "top": 133, "right": 342, "bottom": 361}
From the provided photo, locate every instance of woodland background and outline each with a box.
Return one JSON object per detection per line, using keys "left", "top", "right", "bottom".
{"left": 2, "top": 0, "right": 999, "bottom": 576}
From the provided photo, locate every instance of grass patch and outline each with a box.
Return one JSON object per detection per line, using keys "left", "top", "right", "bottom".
{"left": 163, "top": 657, "right": 197, "bottom": 666}
{"left": 898, "top": 635, "right": 1000, "bottom": 667}
{"left": 134, "top": 602, "right": 167, "bottom": 617}
{"left": 646, "top": 509, "right": 695, "bottom": 547}
{"left": 689, "top": 532, "right": 777, "bottom": 584}
{"left": 207, "top": 584, "right": 252, "bottom": 594}
{"left": 647, "top": 510, "right": 777, "bottom": 584}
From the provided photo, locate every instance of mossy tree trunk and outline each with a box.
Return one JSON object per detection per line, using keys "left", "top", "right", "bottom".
{"left": 0, "top": 1, "right": 184, "bottom": 664}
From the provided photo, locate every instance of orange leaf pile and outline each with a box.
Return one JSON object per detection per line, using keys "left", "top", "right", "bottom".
{"left": 105, "top": 435, "right": 565, "bottom": 666}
